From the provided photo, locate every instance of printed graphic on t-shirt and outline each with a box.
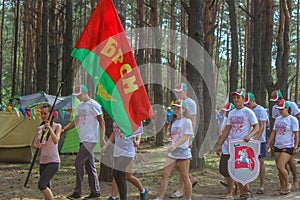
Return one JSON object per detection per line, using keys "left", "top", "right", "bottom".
{"left": 275, "top": 122, "right": 287, "bottom": 135}
{"left": 231, "top": 116, "right": 244, "bottom": 133}
{"left": 171, "top": 126, "right": 181, "bottom": 143}
{"left": 113, "top": 123, "right": 125, "bottom": 139}
{"left": 78, "top": 109, "right": 88, "bottom": 125}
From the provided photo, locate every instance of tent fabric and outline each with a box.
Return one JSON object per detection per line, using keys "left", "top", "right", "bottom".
{"left": 17, "top": 92, "right": 47, "bottom": 108}
{"left": 0, "top": 93, "right": 74, "bottom": 163}
{"left": 0, "top": 112, "right": 41, "bottom": 162}
{"left": 1, "top": 93, "right": 99, "bottom": 162}
{"left": 12, "top": 91, "right": 73, "bottom": 111}
{"left": 60, "top": 128, "right": 100, "bottom": 154}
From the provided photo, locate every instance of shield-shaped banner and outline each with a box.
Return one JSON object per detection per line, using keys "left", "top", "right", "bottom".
{"left": 228, "top": 139, "right": 261, "bottom": 186}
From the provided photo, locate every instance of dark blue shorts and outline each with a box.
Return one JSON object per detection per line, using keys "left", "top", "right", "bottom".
{"left": 259, "top": 142, "right": 267, "bottom": 159}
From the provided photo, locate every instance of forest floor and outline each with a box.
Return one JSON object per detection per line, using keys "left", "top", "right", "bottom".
{"left": 2, "top": 139, "right": 300, "bottom": 200}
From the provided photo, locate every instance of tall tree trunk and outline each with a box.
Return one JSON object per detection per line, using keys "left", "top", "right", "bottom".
{"left": 49, "top": 0, "right": 58, "bottom": 95}
{"left": 12, "top": 0, "right": 20, "bottom": 97}
{"left": 62, "top": 0, "right": 73, "bottom": 96}
{"left": 180, "top": 1, "right": 187, "bottom": 80}
{"left": 252, "top": 0, "right": 263, "bottom": 103}
{"left": 0, "top": 0, "right": 4, "bottom": 104}
{"left": 204, "top": 0, "right": 218, "bottom": 57}
{"left": 22, "top": 0, "right": 28, "bottom": 95}
{"left": 275, "top": 1, "right": 285, "bottom": 94}
{"left": 261, "top": 0, "right": 275, "bottom": 105}
{"left": 245, "top": 0, "right": 253, "bottom": 91}
{"left": 169, "top": 0, "right": 176, "bottom": 105}
{"left": 185, "top": 0, "right": 205, "bottom": 169}
{"left": 35, "top": 1, "right": 42, "bottom": 93}
{"left": 226, "top": 0, "right": 238, "bottom": 94}
{"left": 275, "top": 0, "right": 290, "bottom": 97}
{"left": 295, "top": 0, "right": 300, "bottom": 103}
{"left": 215, "top": 0, "right": 224, "bottom": 69}
{"left": 149, "top": 0, "right": 164, "bottom": 147}
{"left": 39, "top": 0, "right": 49, "bottom": 92}
{"left": 136, "top": 0, "right": 145, "bottom": 81}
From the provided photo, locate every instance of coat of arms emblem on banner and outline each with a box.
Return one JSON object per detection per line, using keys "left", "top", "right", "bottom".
{"left": 228, "top": 139, "right": 261, "bottom": 186}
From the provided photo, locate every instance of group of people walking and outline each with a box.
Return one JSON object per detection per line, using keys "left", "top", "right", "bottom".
{"left": 33, "top": 82, "right": 197, "bottom": 200}
{"left": 33, "top": 82, "right": 300, "bottom": 200}
{"left": 216, "top": 89, "right": 300, "bottom": 200}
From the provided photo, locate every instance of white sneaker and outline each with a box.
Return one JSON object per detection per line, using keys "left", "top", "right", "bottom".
{"left": 169, "top": 191, "right": 184, "bottom": 198}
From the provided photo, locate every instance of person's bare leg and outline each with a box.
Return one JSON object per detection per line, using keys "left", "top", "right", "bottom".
{"left": 288, "top": 157, "right": 299, "bottom": 188}
{"left": 42, "top": 188, "right": 54, "bottom": 200}
{"left": 177, "top": 160, "right": 192, "bottom": 200}
{"left": 126, "top": 172, "right": 144, "bottom": 192}
{"left": 276, "top": 152, "right": 291, "bottom": 192}
{"left": 275, "top": 152, "right": 285, "bottom": 191}
{"left": 111, "top": 178, "right": 119, "bottom": 197}
{"left": 157, "top": 158, "right": 176, "bottom": 200}
{"left": 174, "top": 173, "right": 196, "bottom": 194}
{"left": 222, "top": 177, "right": 234, "bottom": 198}
{"left": 259, "top": 158, "right": 265, "bottom": 190}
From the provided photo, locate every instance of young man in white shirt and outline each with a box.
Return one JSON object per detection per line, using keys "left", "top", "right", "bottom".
{"left": 63, "top": 84, "right": 106, "bottom": 200}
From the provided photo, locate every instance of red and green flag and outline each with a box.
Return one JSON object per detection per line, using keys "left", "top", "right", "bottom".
{"left": 71, "top": 0, "right": 153, "bottom": 137}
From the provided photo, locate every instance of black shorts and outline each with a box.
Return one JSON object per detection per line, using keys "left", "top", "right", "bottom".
{"left": 274, "top": 146, "right": 294, "bottom": 155}
{"left": 219, "top": 154, "right": 230, "bottom": 178}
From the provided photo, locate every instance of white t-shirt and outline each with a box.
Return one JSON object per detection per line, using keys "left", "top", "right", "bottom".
{"left": 272, "top": 101, "right": 300, "bottom": 119}
{"left": 252, "top": 105, "right": 268, "bottom": 142}
{"left": 226, "top": 107, "right": 258, "bottom": 140}
{"left": 77, "top": 99, "right": 102, "bottom": 143}
{"left": 168, "top": 118, "right": 194, "bottom": 159}
{"left": 273, "top": 115, "right": 299, "bottom": 149}
{"left": 184, "top": 97, "right": 197, "bottom": 116}
{"left": 112, "top": 122, "right": 136, "bottom": 158}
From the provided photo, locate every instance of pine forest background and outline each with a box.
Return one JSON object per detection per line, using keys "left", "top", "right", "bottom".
{"left": 1, "top": 0, "right": 300, "bottom": 169}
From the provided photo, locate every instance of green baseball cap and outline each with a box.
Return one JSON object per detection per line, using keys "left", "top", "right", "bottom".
{"left": 270, "top": 90, "right": 283, "bottom": 101}
{"left": 174, "top": 83, "right": 188, "bottom": 92}
{"left": 244, "top": 92, "right": 255, "bottom": 104}
{"left": 231, "top": 89, "right": 246, "bottom": 98}
{"left": 72, "top": 84, "right": 88, "bottom": 96}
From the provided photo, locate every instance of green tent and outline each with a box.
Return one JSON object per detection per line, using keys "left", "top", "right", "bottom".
{"left": 0, "top": 92, "right": 100, "bottom": 163}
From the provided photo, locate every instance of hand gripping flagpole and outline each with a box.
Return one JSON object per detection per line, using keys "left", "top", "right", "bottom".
{"left": 24, "top": 57, "right": 73, "bottom": 187}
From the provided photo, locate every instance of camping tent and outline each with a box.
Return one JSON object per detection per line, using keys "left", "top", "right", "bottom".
{"left": 0, "top": 92, "right": 100, "bottom": 163}
{"left": 0, "top": 92, "right": 72, "bottom": 162}
{"left": 0, "top": 112, "right": 41, "bottom": 162}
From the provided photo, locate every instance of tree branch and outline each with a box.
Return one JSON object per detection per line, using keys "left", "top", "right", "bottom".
{"left": 239, "top": 5, "right": 255, "bottom": 20}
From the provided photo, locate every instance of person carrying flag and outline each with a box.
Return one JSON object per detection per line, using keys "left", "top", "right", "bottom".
{"left": 216, "top": 89, "right": 259, "bottom": 200}
{"left": 62, "top": 84, "right": 106, "bottom": 200}
{"left": 33, "top": 104, "right": 62, "bottom": 200}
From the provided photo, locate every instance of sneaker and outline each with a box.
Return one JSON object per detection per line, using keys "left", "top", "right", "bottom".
{"left": 107, "top": 197, "right": 119, "bottom": 200}
{"left": 140, "top": 188, "right": 149, "bottom": 200}
{"left": 67, "top": 192, "right": 81, "bottom": 200}
{"left": 83, "top": 193, "right": 101, "bottom": 199}
{"left": 169, "top": 191, "right": 183, "bottom": 198}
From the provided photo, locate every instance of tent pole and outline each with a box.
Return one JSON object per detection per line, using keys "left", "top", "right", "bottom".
{"left": 24, "top": 57, "right": 73, "bottom": 187}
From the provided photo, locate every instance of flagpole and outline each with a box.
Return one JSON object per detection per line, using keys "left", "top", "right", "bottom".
{"left": 24, "top": 57, "right": 74, "bottom": 187}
